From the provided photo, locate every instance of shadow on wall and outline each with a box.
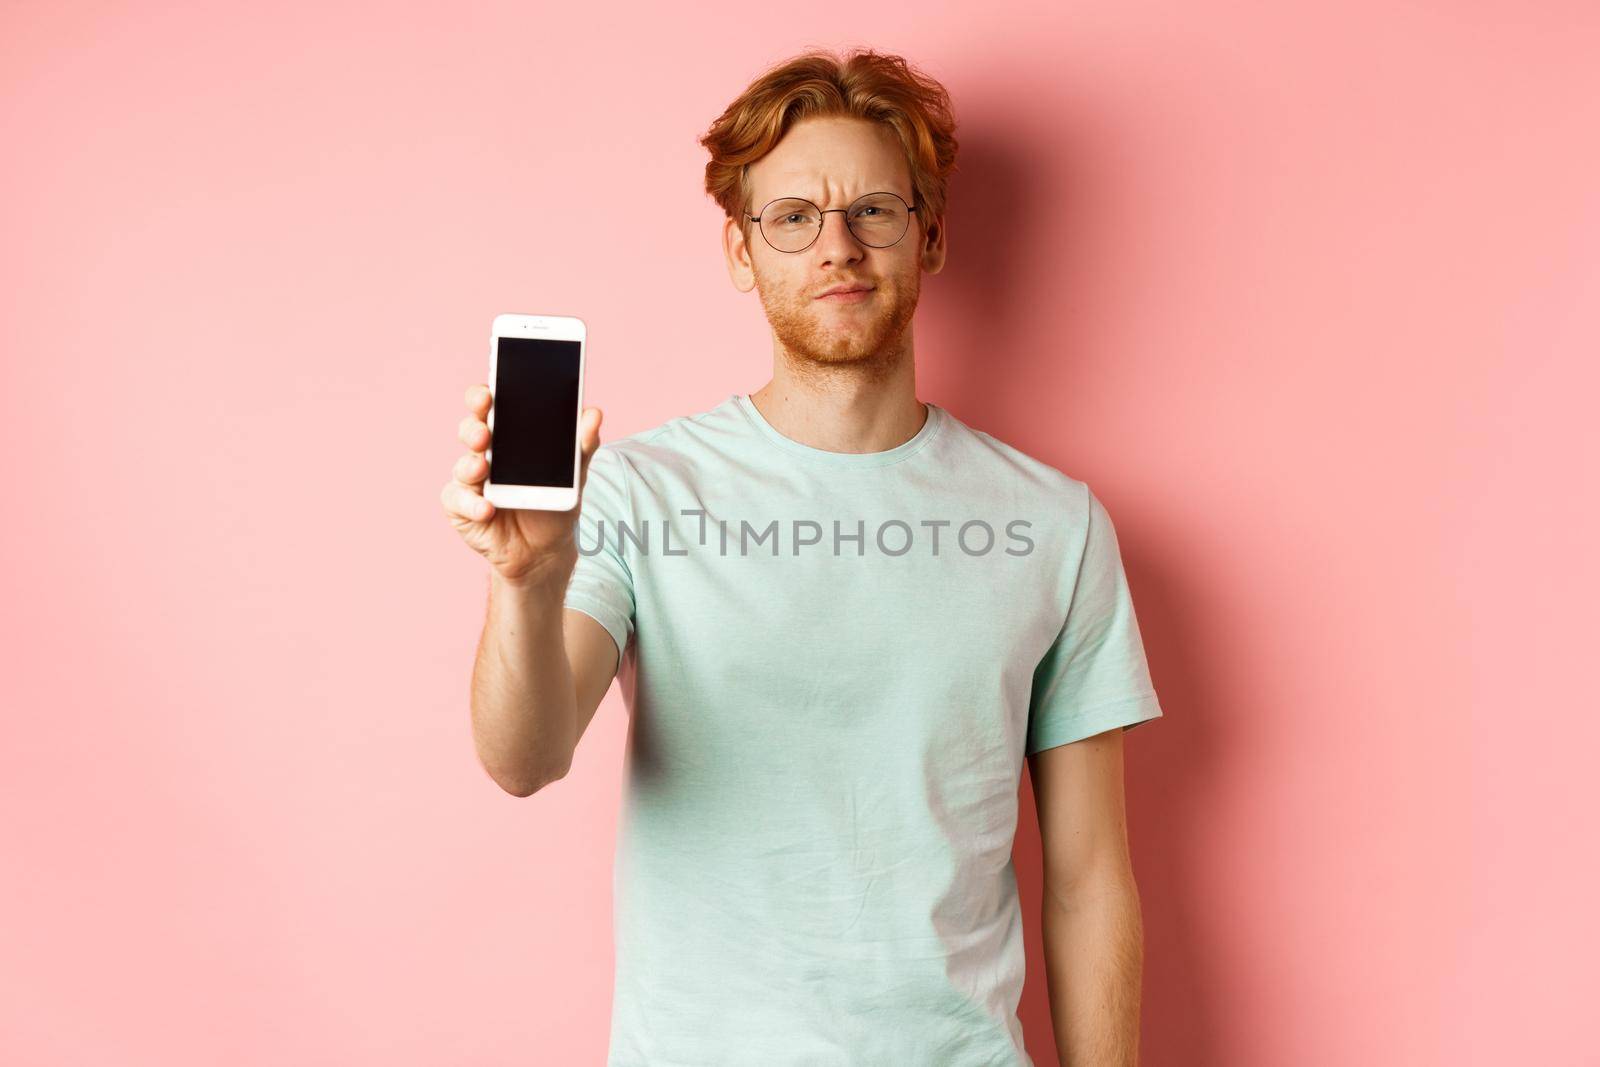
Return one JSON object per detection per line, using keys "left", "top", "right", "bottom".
{"left": 930, "top": 94, "right": 1219, "bottom": 1066}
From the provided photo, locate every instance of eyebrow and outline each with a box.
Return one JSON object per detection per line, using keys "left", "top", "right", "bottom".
{"left": 757, "top": 187, "right": 908, "bottom": 206}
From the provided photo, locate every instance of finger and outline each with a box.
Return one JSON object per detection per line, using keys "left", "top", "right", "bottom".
{"left": 441, "top": 480, "right": 492, "bottom": 523}
{"left": 453, "top": 451, "right": 488, "bottom": 488}
{"left": 459, "top": 413, "right": 489, "bottom": 451}
{"left": 576, "top": 406, "right": 604, "bottom": 492}
{"left": 579, "top": 406, "right": 603, "bottom": 456}
{"left": 465, "top": 383, "right": 490, "bottom": 418}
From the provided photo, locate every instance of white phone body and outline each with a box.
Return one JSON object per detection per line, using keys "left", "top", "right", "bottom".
{"left": 484, "top": 313, "right": 586, "bottom": 511}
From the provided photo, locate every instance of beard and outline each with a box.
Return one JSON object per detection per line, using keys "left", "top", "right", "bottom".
{"left": 753, "top": 262, "right": 921, "bottom": 385}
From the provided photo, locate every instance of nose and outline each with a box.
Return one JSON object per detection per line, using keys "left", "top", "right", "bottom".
{"left": 813, "top": 209, "right": 865, "bottom": 267}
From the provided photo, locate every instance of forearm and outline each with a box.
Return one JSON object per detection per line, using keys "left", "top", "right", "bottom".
{"left": 1039, "top": 876, "right": 1145, "bottom": 1066}
{"left": 470, "top": 563, "right": 578, "bottom": 795}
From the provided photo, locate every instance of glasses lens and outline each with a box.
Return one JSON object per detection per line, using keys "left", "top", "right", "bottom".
{"left": 847, "top": 193, "right": 911, "bottom": 247}
{"left": 760, "top": 199, "right": 822, "bottom": 252}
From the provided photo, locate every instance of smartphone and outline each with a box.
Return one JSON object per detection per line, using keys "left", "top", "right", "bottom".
{"left": 483, "top": 313, "right": 586, "bottom": 511}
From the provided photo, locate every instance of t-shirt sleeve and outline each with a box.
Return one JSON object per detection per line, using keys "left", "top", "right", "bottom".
{"left": 1025, "top": 484, "right": 1164, "bottom": 755}
{"left": 562, "top": 444, "right": 637, "bottom": 666}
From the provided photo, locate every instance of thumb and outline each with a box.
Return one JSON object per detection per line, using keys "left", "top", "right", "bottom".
{"left": 575, "top": 406, "right": 603, "bottom": 497}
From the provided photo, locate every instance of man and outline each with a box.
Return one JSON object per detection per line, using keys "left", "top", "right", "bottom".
{"left": 443, "top": 48, "right": 1164, "bottom": 1067}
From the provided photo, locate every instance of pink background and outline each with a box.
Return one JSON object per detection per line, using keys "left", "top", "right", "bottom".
{"left": 3, "top": 2, "right": 1596, "bottom": 1064}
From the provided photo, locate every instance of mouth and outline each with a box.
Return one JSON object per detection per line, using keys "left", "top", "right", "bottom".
{"left": 816, "top": 286, "right": 875, "bottom": 304}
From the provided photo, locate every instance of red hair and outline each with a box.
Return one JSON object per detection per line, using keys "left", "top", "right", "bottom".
{"left": 698, "top": 48, "right": 960, "bottom": 232}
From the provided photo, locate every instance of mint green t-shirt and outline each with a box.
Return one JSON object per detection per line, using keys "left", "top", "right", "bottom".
{"left": 563, "top": 393, "right": 1163, "bottom": 1066}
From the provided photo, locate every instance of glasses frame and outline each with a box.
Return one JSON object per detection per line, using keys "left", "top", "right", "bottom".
{"left": 744, "top": 190, "right": 919, "bottom": 254}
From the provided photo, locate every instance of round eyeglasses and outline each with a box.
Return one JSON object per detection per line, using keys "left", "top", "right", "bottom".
{"left": 745, "top": 191, "right": 918, "bottom": 254}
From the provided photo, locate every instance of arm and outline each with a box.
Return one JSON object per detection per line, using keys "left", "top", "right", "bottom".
{"left": 1027, "top": 725, "right": 1146, "bottom": 1067}
{"left": 445, "top": 387, "right": 623, "bottom": 798}
{"left": 469, "top": 560, "right": 620, "bottom": 797}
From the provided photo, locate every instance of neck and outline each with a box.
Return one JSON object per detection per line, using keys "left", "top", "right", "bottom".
{"left": 749, "top": 337, "right": 926, "bottom": 454}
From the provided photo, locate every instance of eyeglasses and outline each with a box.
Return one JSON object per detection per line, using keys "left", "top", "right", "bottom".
{"left": 745, "top": 191, "right": 918, "bottom": 254}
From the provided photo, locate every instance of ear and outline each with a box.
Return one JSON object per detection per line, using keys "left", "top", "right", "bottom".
{"left": 919, "top": 211, "right": 947, "bottom": 275}
{"left": 723, "top": 215, "right": 757, "bottom": 293}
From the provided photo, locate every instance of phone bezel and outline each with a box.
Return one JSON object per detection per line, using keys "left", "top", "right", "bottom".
{"left": 483, "top": 313, "right": 586, "bottom": 511}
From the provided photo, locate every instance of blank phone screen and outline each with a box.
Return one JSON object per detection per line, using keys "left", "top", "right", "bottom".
{"left": 489, "top": 335, "right": 581, "bottom": 488}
